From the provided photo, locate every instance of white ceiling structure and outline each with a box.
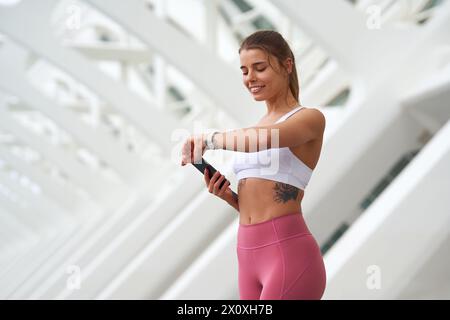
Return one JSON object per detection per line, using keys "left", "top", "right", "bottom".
{"left": 0, "top": 0, "right": 449, "bottom": 299}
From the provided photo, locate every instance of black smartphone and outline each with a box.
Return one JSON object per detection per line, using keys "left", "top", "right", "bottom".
{"left": 191, "top": 158, "right": 237, "bottom": 197}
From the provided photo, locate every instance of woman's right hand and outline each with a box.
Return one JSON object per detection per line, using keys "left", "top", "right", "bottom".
{"left": 204, "top": 168, "right": 233, "bottom": 202}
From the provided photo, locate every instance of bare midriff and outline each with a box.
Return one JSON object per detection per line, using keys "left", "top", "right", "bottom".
{"left": 237, "top": 177, "right": 304, "bottom": 225}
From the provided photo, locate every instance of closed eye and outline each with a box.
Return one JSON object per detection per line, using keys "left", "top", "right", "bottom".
{"left": 242, "top": 68, "right": 266, "bottom": 75}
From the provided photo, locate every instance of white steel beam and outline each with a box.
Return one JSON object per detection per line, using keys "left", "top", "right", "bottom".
{"left": 0, "top": 223, "right": 78, "bottom": 299}
{"left": 85, "top": 0, "right": 260, "bottom": 124}
{"left": 269, "top": 0, "right": 417, "bottom": 81}
{"left": 0, "top": 40, "right": 150, "bottom": 186}
{"left": 323, "top": 119, "right": 450, "bottom": 299}
{"left": 0, "top": 145, "right": 84, "bottom": 214}
{"left": 0, "top": 208, "right": 39, "bottom": 246}
{"left": 0, "top": 188, "right": 46, "bottom": 233}
{"left": 67, "top": 42, "right": 153, "bottom": 63}
{"left": 0, "top": 103, "right": 127, "bottom": 209}
{"left": 0, "top": 170, "right": 70, "bottom": 225}
{"left": 0, "top": 0, "right": 179, "bottom": 154}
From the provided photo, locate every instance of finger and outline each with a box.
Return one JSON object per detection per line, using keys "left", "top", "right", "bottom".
{"left": 208, "top": 171, "right": 220, "bottom": 193}
{"left": 183, "top": 139, "right": 192, "bottom": 164}
{"left": 208, "top": 171, "right": 219, "bottom": 192}
{"left": 204, "top": 168, "right": 210, "bottom": 184}
{"left": 181, "top": 140, "right": 191, "bottom": 165}
{"left": 188, "top": 140, "right": 194, "bottom": 164}
{"left": 217, "top": 180, "right": 230, "bottom": 197}
{"left": 213, "top": 175, "right": 225, "bottom": 193}
{"left": 219, "top": 177, "right": 229, "bottom": 191}
{"left": 211, "top": 170, "right": 220, "bottom": 182}
{"left": 193, "top": 136, "right": 203, "bottom": 164}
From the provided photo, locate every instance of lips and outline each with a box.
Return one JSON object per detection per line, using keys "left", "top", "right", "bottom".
{"left": 250, "top": 85, "right": 265, "bottom": 93}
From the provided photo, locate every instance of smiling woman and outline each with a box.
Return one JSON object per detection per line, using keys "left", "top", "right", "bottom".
{"left": 180, "top": 30, "right": 326, "bottom": 300}
{"left": 229, "top": 30, "right": 326, "bottom": 300}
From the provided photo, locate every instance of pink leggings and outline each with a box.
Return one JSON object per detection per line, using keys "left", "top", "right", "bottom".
{"left": 237, "top": 212, "right": 326, "bottom": 300}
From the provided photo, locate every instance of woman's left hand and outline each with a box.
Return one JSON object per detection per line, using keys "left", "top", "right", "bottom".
{"left": 181, "top": 133, "right": 207, "bottom": 166}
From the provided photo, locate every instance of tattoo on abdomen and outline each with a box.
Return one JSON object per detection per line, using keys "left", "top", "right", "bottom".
{"left": 273, "top": 183, "right": 299, "bottom": 203}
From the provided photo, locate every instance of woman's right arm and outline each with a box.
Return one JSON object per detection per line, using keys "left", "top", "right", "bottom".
{"left": 224, "top": 191, "right": 239, "bottom": 213}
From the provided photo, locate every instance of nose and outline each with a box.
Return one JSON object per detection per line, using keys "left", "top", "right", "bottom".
{"left": 246, "top": 69, "right": 257, "bottom": 83}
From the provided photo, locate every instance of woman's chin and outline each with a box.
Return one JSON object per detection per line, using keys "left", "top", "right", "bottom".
{"left": 252, "top": 94, "right": 266, "bottom": 101}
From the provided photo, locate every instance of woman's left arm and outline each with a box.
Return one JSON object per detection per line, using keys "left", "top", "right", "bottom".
{"left": 180, "top": 108, "right": 325, "bottom": 165}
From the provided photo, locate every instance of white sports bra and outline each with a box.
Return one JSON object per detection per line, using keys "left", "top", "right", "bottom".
{"left": 231, "top": 106, "right": 313, "bottom": 190}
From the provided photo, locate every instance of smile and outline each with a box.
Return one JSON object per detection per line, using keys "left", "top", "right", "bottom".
{"left": 250, "top": 85, "right": 265, "bottom": 93}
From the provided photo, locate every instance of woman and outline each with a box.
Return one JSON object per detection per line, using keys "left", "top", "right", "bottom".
{"left": 181, "top": 30, "right": 326, "bottom": 300}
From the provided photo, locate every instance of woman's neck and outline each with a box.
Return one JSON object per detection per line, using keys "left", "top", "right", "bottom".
{"left": 265, "top": 91, "right": 299, "bottom": 116}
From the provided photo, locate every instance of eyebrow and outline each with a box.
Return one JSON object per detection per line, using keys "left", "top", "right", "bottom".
{"left": 240, "top": 61, "right": 267, "bottom": 70}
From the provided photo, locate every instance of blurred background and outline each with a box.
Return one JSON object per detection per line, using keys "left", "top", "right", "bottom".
{"left": 0, "top": 0, "right": 449, "bottom": 299}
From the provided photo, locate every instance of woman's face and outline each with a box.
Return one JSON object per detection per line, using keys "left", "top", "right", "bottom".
{"left": 239, "top": 48, "right": 290, "bottom": 102}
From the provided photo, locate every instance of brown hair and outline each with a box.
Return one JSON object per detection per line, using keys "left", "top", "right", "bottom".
{"left": 239, "top": 30, "right": 300, "bottom": 103}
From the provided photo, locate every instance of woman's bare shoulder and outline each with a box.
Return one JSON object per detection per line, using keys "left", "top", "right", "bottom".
{"left": 301, "top": 106, "right": 326, "bottom": 129}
